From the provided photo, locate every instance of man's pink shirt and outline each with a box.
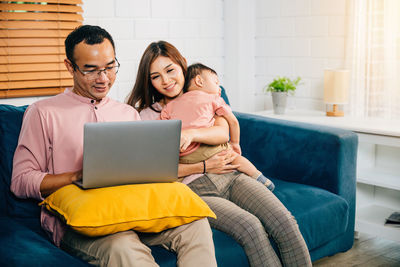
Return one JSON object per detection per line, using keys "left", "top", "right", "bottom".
{"left": 11, "top": 89, "right": 140, "bottom": 246}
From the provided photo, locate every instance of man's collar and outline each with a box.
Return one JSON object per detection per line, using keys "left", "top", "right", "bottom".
{"left": 64, "top": 87, "right": 109, "bottom": 106}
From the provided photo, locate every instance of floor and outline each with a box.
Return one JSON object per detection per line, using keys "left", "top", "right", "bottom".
{"left": 313, "top": 233, "right": 400, "bottom": 266}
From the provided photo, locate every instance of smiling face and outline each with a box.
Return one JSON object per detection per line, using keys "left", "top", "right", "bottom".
{"left": 149, "top": 56, "right": 185, "bottom": 104}
{"left": 65, "top": 39, "right": 116, "bottom": 102}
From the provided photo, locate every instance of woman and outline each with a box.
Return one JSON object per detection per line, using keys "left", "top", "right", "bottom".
{"left": 127, "top": 41, "right": 312, "bottom": 267}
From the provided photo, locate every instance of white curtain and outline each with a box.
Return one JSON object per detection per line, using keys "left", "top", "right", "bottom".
{"left": 345, "top": 0, "right": 400, "bottom": 119}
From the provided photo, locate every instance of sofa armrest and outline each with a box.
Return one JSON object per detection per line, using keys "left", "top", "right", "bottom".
{"left": 235, "top": 112, "right": 358, "bottom": 255}
{"left": 235, "top": 112, "right": 358, "bottom": 199}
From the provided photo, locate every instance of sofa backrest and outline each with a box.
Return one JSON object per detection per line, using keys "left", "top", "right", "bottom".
{"left": 220, "top": 86, "right": 230, "bottom": 106}
{"left": 0, "top": 104, "right": 41, "bottom": 218}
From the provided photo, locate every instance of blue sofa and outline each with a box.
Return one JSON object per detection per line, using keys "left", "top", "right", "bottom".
{"left": 0, "top": 91, "right": 357, "bottom": 266}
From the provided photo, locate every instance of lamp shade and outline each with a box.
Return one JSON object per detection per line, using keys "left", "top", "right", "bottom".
{"left": 323, "top": 69, "right": 349, "bottom": 104}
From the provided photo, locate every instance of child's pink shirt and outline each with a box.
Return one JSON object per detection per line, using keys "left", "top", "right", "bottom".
{"left": 11, "top": 89, "right": 140, "bottom": 246}
{"left": 160, "top": 90, "right": 231, "bottom": 156}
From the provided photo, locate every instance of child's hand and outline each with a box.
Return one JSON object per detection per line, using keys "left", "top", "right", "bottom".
{"left": 180, "top": 129, "right": 195, "bottom": 152}
{"left": 230, "top": 142, "right": 241, "bottom": 155}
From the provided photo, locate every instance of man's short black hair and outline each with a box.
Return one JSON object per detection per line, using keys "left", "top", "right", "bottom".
{"left": 65, "top": 25, "right": 115, "bottom": 62}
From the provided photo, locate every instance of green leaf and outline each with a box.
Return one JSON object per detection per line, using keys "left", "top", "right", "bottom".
{"left": 264, "top": 76, "right": 302, "bottom": 95}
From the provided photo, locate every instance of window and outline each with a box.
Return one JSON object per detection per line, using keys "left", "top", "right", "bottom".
{"left": 0, "top": 0, "right": 82, "bottom": 98}
{"left": 346, "top": 0, "right": 400, "bottom": 119}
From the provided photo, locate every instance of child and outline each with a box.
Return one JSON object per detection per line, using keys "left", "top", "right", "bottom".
{"left": 161, "top": 63, "right": 275, "bottom": 191}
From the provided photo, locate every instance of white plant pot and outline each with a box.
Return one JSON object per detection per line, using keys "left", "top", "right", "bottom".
{"left": 271, "top": 92, "right": 287, "bottom": 115}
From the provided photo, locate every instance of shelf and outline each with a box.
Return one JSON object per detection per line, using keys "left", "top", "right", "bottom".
{"left": 358, "top": 133, "right": 400, "bottom": 148}
{"left": 357, "top": 168, "right": 400, "bottom": 191}
{"left": 253, "top": 109, "right": 400, "bottom": 138}
{"left": 355, "top": 204, "right": 400, "bottom": 242}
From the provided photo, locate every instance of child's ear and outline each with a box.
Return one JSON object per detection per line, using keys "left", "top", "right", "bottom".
{"left": 193, "top": 75, "right": 203, "bottom": 87}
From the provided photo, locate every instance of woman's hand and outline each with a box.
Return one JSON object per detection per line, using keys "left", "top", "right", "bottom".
{"left": 205, "top": 149, "right": 240, "bottom": 174}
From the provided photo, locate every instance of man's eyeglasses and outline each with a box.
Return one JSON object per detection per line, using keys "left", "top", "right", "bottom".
{"left": 71, "top": 58, "right": 120, "bottom": 80}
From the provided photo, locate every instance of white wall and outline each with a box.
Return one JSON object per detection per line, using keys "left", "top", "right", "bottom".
{"left": 1, "top": 0, "right": 348, "bottom": 113}
{"left": 224, "top": 0, "right": 256, "bottom": 112}
{"left": 254, "top": 0, "right": 348, "bottom": 111}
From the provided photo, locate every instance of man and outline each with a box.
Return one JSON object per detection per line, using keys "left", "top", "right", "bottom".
{"left": 11, "top": 25, "right": 217, "bottom": 267}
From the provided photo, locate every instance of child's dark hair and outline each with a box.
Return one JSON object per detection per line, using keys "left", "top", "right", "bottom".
{"left": 65, "top": 25, "right": 115, "bottom": 63}
{"left": 184, "top": 63, "right": 217, "bottom": 92}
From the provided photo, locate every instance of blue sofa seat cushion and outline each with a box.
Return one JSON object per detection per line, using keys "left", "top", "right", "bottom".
{"left": 0, "top": 217, "right": 88, "bottom": 267}
{"left": 273, "top": 179, "right": 349, "bottom": 251}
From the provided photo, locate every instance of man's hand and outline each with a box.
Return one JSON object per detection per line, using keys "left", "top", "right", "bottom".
{"left": 72, "top": 170, "right": 83, "bottom": 182}
{"left": 40, "top": 170, "right": 82, "bottom": 197}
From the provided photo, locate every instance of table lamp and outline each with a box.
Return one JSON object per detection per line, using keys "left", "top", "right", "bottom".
{"left": 323, "top": 69, "right": 349, "bottom": 117}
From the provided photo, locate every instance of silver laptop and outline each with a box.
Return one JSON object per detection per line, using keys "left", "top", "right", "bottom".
{"left": 75, "top": 120, "right": 181, "bottom": 189}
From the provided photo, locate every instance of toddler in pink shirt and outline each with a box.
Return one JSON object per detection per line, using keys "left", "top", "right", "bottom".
{"left": 161, "top": 63, "right": 274, "bottom": 191}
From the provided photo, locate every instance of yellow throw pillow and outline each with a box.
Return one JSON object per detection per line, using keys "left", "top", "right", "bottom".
{"left": 40, "top": 182, "right": 216, "bottom": 237}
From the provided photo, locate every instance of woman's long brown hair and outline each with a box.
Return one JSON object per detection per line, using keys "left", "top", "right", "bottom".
{"left": 126, "top": 41, "right": 187, "bottom": 112}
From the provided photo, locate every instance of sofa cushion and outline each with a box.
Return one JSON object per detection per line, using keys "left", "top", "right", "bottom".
{"left": 273, "top": 179, "right": 349, "bottom": 251}
{"left": 0, "top": 216, "right": 89, "bottom": 267}
{"left": 212, "top": 228, "right": 249, "bottom": 266}
{"left": 0, "top": 104, "right": 41, "bottom": 218}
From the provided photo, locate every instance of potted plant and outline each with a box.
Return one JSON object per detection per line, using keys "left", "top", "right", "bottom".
{"left": 264, "top": 76, "right": 301, "bottom": 114}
